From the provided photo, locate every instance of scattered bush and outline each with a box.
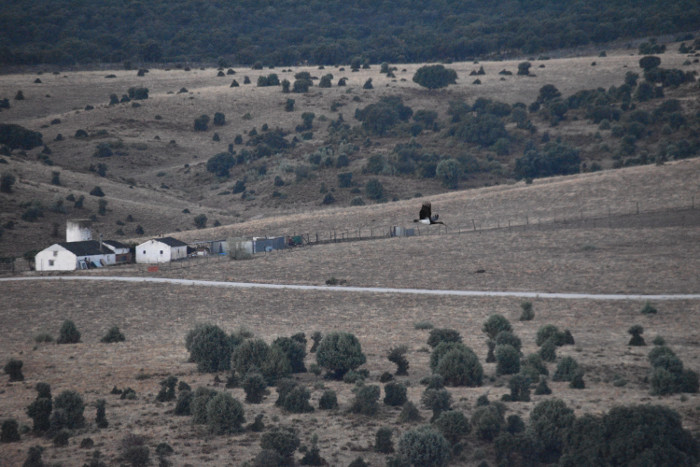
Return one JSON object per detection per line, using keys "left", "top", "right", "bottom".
{"left": 413, "top": 65, "right": 458, "bottom": 89}
{"left": 508, "top": 374, "right": 531, "bottom": 402}
{"left": 57, "top": 320, "right": 80, "bottom": 344}
{"left": 388, "top": 346, "right": 409, "bottom": 375}
{"left": 434, "top": 410, "right": 471, "bottom": 445}
{"left": 206, "top": 392, "right": 245, "bottom": 434}
{"left": 433, "top": 344, "right": 483, "bottom": 387}
{"left": 52, "top": 390, "right": 85, "bottom": 429}
{"left": 260, "top": 426, "right": 300, "bottom": 463}
{"left": 519, "top": 301, "right": 534, "bottom": 321}
{"left": 1, "top": 419, "right": 20, "bottom": 442}
{"left": 398, "top": 425, "right": 451, "bottom": 467}
{"left": 384, "top": 382, "right": 407, "bottom": 406}
{"left": 95, "top": 399, "right": 108, "bottom": 428}
{"left": 529, "top": 398, "right": 575, "bottom": 463}
{"left": 185, "top": 324, "right": 233, "bottom": 373}
{"left": 641, "top": 301, "right": 658, "bottom": 314}
{"left": 472, "top": 404, "right": 505, "bottom": 441}
{"left": 4, "top": 359, "right": 23, "bottom": 381}
{"left": 101, "top": 326, "right": 125, "bottom": 343}
{"left": 628, "top": 325, "right": 646, "bottom": 346}
{"left": 350, "top": 384, "right": 380, "bottom": 416}
{"left": 316, "top": 332, "right": 366, "bottom": 379}
{"left": 427, "top": 328, "right": 462, "bottom": 348}
{"left": 495, "top": 344, "right": 521, "bottom": 375}
{"left": 273, "top": 336, "right": 307, "bottom": 373}
{"left": 318, "top": 390, "right": 338, "bottom": 410}
{"left": 375, "top": 426, "right": 394, "bottom": 453}
{"left": 421, "top": 388, "right": 452, "bottom": 421}
{"left": 553, "top": 356, "right": 580, "bottom": 382}
{"left": 482, "top": 314, "right": 512, "bottom": 340}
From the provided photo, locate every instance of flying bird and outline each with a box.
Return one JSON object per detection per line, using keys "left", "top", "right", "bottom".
{"left": 414, "top": 201, "right": 445, "bottom": 225}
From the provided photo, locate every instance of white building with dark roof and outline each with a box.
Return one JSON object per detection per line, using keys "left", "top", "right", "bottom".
{"left": 35, "top": 241, "right": 116, "bottom": 271}
{"left": 135, "top": 237, "right": 188, "bottom": 264}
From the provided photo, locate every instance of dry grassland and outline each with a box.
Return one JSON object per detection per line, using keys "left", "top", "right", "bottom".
{"left": 1, "top": 45, "right": 700, "bottom": 466}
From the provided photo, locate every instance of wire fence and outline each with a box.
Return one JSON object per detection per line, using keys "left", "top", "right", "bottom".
{"left": 1, "top": 197, "right": 697, "bottom": 276}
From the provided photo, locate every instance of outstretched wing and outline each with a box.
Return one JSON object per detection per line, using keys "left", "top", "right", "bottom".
{"left": 418, "top": 201, "right": 431, "bottom": 220}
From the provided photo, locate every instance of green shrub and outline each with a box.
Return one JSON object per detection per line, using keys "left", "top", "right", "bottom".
{"left": 95, "top": 399, "right": 108, "bottom": 428}
{"left": 536, "top": 324, "right": 561, "bottom": 346}
{"left": 569, "top": 369, "right": 585, "bottom": 389}
{"left": 398, "top": 425, "right": 451, "bottom": 466}
{"left": 529, "top": 398, "right": 575, "bottom": 463}
{"left": 174, "top": 390, "right": 192, "bottom": 416}
{"left": 4, "top": 359, "right": 23, "bottom": 381}
{"left": 641, "top": 301, "right": 658, "bottom": 314}
{"left": 384, "top": 382, "right": 407, "bottom": 406}
{"left": 388, "top": 346, "right": 409, "bottom": 375}
{"left": 471, "top": 404, "right": 504, "bottom": 441}
{"left": 1, "top": 419, "right": 20, "bottom": 442}
{"left": 57, "top": 320, "right": 80, "bottom": 344}
{"left": 482, "top": 314, "right": 512, "bottom": 340}
{"left": 562, "top": 405, "right": 699, "bottom": 466}
{"left": 316, "top": 332, "right": 366, "bottom": 379}
{"left": 26, "top": 396, "right": 52, "bottom": 432}
{"left": 280, "top": 385, "right": 314, "bottom": 413}
{"left": 434, "top": 346, "right": 483, "bottom": 387}
{"left": 508, "top": 374, "right": 531, "bottom": 402}
{"left": 53, "top": 428, "right": 70, "bottom": 446}
{"left": 185, "top": 324, "right": 233, "bottom": 373}
{"left": 23, "top": 445, "right": 45, "bottom": 467}
{"left": 496, "top": 326, "right": 522, "bottom": 346}
{"left": 628, "top": 325, "right": 645, "bottom": 346}
{"left": 52, "top": 390, "right": 85, "bottom": 429}
{"left": 191, "top": 387, "right": 217, "bottom": 424}
{"left": 413, "top": 65, "right": 457, "bottom": 89}
{"left": 398, "top": 400, "right": 423, "bottom": 423}
{"left": 539, "top": 338, "right": 557, "bottom": 362}
{"left": 260, "top": 345, "right": 292, "bottom": 384}
{"left": 427, "top": 328, "right": 462, "bottom": 348}
{"left": 260, "top": 426, "right": 300, "bottom": 462}
{"left": 375, "top": 426, "right": 394, "bottom": 453}
{"left": 535, "top": 377, "right": 552, "bottom": 395}
{"left": 519, "top": 301, "right": 535, "bottom": 320}
{"left": 421, "top": 388, "right": 452, "bottom": 421}
{"left": 155, "top": 376, "right": 177, "bottom": 403}
{"left": 242, "top": 372, "right": 268, "bottom": 403}
{"left": 272, "top": 336, "right": 307, "bottom": 373}
{"left": 421, "top": 374, "right": 445, "bottom": 390}
{"left": 206, "top": 392, "right": 245, "bottom": 434}
{"left": 495, "top": 344, "right": 521, "bottom": 375}
{"left": 434, "top": 410, "right": 471, "bottom": 444}
{"left": 350, "top": 385, "right": 380, "bottom": 415}
{"left": 101, "top": 326, "right": 125, "bottom": 343}
{"left": 553, "top": 357, "right": 580, "bottom": 382}
{"left": 121, "top": 434, "right": 150, "bottom": 467}
{"left": 318, "top": 390, "right": 338, "bottom": 410}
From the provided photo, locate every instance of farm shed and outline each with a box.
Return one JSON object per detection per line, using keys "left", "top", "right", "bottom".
{"left": 189, "top": 239, "right": 228, "bottom": 256}
{"left": 102, "top": 240, "right": 132, "bottom": 264}
{"left": 135, "top": 237, "right": 188, "bottom": 264}
{"left": 252, "top": 236, "right": 286, "bottom": 253}
{"left": 35, "top": 241, "right": 116, "bottom": 271}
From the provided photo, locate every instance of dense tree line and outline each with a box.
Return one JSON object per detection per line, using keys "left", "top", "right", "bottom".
{"left": 0, "top": 0, "right": 698, "bottom": 66}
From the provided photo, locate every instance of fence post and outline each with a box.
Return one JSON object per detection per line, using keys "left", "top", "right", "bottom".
{"left": 472, "top": 219, "right": 476, "bottom": 231}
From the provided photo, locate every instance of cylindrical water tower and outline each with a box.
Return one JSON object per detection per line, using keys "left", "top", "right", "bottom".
{"left": 66, "top": 219, "right": 93, "bottom": 242}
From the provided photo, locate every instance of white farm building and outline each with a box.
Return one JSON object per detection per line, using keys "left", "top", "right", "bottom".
{"left": 35, "top": 241, "right": 116, "bottom": 271}
{"left": 135, "top": 237, "right": 188, "bottom": 264}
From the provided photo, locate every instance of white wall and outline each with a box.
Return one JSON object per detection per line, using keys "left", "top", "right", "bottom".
{"left": 136, "top": 240, "right": 187, "bottom": 263}
{"left": 35, "top": 246, "right": 77, "bottom": 271}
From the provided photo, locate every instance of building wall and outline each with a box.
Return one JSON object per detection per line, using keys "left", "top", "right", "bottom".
{"left": 35, "top": 246, "right": 77, "bottom": 271}
{"left": 136, "top": 240, "right": 187, "bottom": 263}
{"left": 66, "top": 221, "right": 92, "bottom": 242}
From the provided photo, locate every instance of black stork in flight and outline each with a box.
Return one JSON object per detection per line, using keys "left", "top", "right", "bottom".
{"left": 413, "top": 201, "right": 445, "bottom": 226}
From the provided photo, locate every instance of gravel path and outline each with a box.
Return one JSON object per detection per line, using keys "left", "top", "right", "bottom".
{"left": 2, "top": 275, "right": 699, "bottom": 301}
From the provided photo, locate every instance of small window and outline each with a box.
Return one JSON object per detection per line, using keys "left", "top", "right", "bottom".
{"left": 48, "top": 260, "right": 54, "bottom": 266}
{"left": 53, "top": 250, "right": 58, "bottom": 257}
{"left": 142, "top": 250, "right": 146, "bottom": 254}
{"left": 160, "top": 250, "right": 163, "bottom": 254}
